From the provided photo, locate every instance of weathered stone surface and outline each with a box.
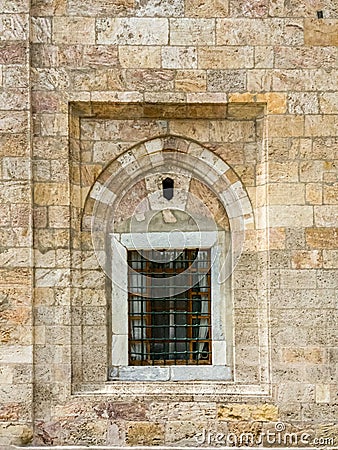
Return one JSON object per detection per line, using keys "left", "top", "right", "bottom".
{"left": 97, "top": 18, "right": 169, "bottom": 45}
{"left": 126, "top": 422, "right": 165, "bottom": 446}
{"left": 186, "top": 0, "right": 228, "bottom": 17}
{"left": 304, "top": 19, "right": 338, "bottom": 46}
{"left": 199, "top": 46, "right": 254, "bottom": 69}
{"left": 170, "top": 18, "right": 215, "bottom": 45}
{"left": 218, "top": 404, "right": 278, "bottom": 421}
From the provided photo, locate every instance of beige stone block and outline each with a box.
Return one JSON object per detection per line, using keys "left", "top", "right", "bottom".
{"left": 0, "top": 111, "right": 28, "bottom": 133}
{"left": 218, "top": 404, "right": 278, "bottom": 421}
{"left": 2, "top": 157, "right": 30, "bottom": 180}
{"left": 34, "top": 183, "right": 69, "bottom": 206}
{"left": 324, "top": 183, "right": 338, "bottom": 204}
{"left": 0, "top": 13, "right": 28, "bottom": 40}
{"left": 175, "top": 70, "right": 206, "bottom": 91}
{"left": 275, "top": 46, "right": 336, "bottom": 69}
{"left": 291, "top": 250, "right": 322, "bottom": 269}
{"left": 300, "top": 161, "right": 326, "bottom": 182}
{"left": 268, "top": 115, "right": 304, "bottom": 137}
{"left": 53, "top": 17, "right": 95, "bottom": 44}
{"left": 268, "top": 183, "right": 305, "bottom": 205}
{"left": 315, "top": 384, "right": 330, "bottom": 403}
{"left": 127, "top": 422, "right": 164, "bottom": 446}
{"left": 186, "top": 0, "right": 228, "bottom": 17}
{"left": 230, "top": 0, "right": 269, "bottom": 17}
{"left": 280, "top": 269, "right": 317, "bottom": 289}
{"left": 169, "top": 120, "right": 209, "bottom": 141}
{"left": 314, "top": 206, "right": 338, "bottom": 227}
{"left": 288, "top": 93, "right": 319, "bottom": 114}
{"left": 283, "top": 348, "right": 325, "bottom": 364}
{"left": 119, "top": 46, "right": 161, "bottom": 69}
{"left": 67, "top": 0, "right": 132, "bottom": 16}
{"left": 170, "top": 18, "right": 215, "bottom": 45}
{"left": 304, "top": 19, "right": 338, "bottom": 46}
{"left": 228, "top": 92, "right": 286, "bottom": 114}
{"left": 217, "top": 18, "right": 302, "bottom": 45}
{"left": 31, "top": 17, "right": 51, "bottom": 43}
{"left": 254, "top": 45, "right": 274, "bottom": 68}
{"left": 319, "top": 93, "right": 338, "bottom": 114}
{"left": 269, "top": 205, "right": 313, "bottom": 228}
{"left": 48, "top": 205, "right": 70, "bottom": 228}
{"left": 199, "top": 46, "right": 253, "bottom": 69}
{"left": 269, "top": 162, "right": 298, "bottom": 182}
{"left": 0, "top": 89, "right": 28, "bottom": 110}
{"left": 186, "top": 92, "right": 228, "bottom": 103}
{"left": 305, "top": 115, "right": 338, "bottom": 137}
{"left": 97, "top": 18, "right": 168, "bottom": 45}
{"left": 162, "top": 46, "right": 197, "bottom": 69}
{"left": 306, "top": 183, "right": 322, "bottom": 205}
{"left": 306, "top": 228, "right": 338, "bottom": 249}
{"left": 323, "top": 250, "right": 338, "bottom": 268}
{"left": 40, "top": 113, "right": 68, "bottom": 137}
{"left": 210, "top": 120, "right": 255, "bottom": 142}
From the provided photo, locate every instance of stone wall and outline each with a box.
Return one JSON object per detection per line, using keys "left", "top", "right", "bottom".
{"left": 0, "top": 0, "right": 337, "bottom": 447}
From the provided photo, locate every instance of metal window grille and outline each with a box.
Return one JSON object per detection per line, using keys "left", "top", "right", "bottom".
{"left": 128, "top": 249, "right": 212, "bottom": 365}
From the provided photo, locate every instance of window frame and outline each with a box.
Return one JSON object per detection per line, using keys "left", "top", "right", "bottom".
{"left": 109, "top": 231, "right": 232, "bottom": 382}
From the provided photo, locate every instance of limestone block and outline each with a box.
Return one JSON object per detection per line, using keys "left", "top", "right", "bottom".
{"left": 82, "top": 45, "right": 118, "bottom": 68}
{"left": 280, "top": 269, "right": 317, "bottom": 289}
{"left": 0, "top": 13, "right": 28, "bottom": 40}
{"left": 268, "top": 115, "right": 304, "bottom": 137}
{"left": 119, "top": 46, "right": 161, "bottom": 69}
{"left": 275, "top": 46, "right": 336, "bottom": 69}
{"left": 254, "top": 45, "right": 274, "bottom": 68}
{"left": 210, "top": 120, "right": 255, "bottom": 142}
{"left": 53, "top": 17, "right": 95, "bottom": 44}
{"left": 291, "top": 250, "right": 322, "bottom": 269}
{"left": 67, "top": 0, "right": 133, "bottom": 16}
{"left": 304, "top": 19, "right": 338, "bottom": 46}
{"left": 0, "top": 0, "right": 29, "bottom": 13}
{"left": 323, "top": 250, "right": 338, "bottom": 268}
{"left": 162, "top": 46, "right": 197, "bottom": 69}
{"left": 2, "top": 157, "right": 30, "bottom": 180}
{"left": 0, "top": 42, "right": 26, "bottom": 65}
{"left": 125, "top": 69, "right": 174, "bottom": 91}
{"left": 269, "top": 205, "right": 313, "bottom": 228}
{"left": 170, "top": 18, "right": 215, "bottom": 45}
{"left": 126, "top": 422, "right": 165, "bottom": 446}
{"left": 175, "top": 70, "right": 206, "bottom": 91}
{"left": 199, "top": 46, "right": 254, "bottom": 69}
{"left": 268, "top": 183, "right": 305, "bottom": 205}
{"left": 0, "top": 89, "right": 28, "bottom": 110}
{"left": 169, "top": 119, "right": 209, "bottom": 141}
{"left": 186, "top": 0, "right": 229, "bottom": 17}
{"left": 229, "top": 0, "right": 268, "bottom": 17}
{"left": 0, "top": 182, "right": 30, "bottom": 204}
{"left": 31, "top": 67, "right": 68, "bottom": 90}
{"left": 217, "top": 403, "right": 278, "bottom": 421}
{"left": 187, "top": 92, "right": 228, "bottom": 103}
{"left": 31, "top": 17, "right": 51, "bottom": 43}
{"left": 34, "top": 183, "right": 68, "bottom": 206}
{"left": 305, "top": 115, "right": 338, "bottom": 137}
{"left": 134, "top": 0, "right": 184, "bottom": 17}
{"left": 0, "top": 111, "right": 27, "bottom": 133}
{"left": 314, "top": 206, "right": 338, "bottom": 227}
{"left": 319, "top": 93, "right": 338, "bottom": 114}
{"left": 288, "top": 93, "right": 319, "bottom": 114}
{"left": 208, "top": 70, "right": 246, "bottom": 92}
{"left": 282, "top": 348, "right": 325, "bottom": 364}
{"left": 306, "top": 183, "right": 322, "bottom": 205}
{"left": 48, "top": 205, "right": 70, "bottom": 228}
{"left": 97, "top": 18, "right": 168, "bottom": 45}
{"left": 217, "top": 19, "right": 288, "bottom": 45}
{"left": 306, "top": 228, "right": 338, "bottom": 249}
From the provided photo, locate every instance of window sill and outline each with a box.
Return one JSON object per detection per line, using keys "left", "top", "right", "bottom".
{"left": 108, "top": 365, "right": 231, "bottom": 381}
